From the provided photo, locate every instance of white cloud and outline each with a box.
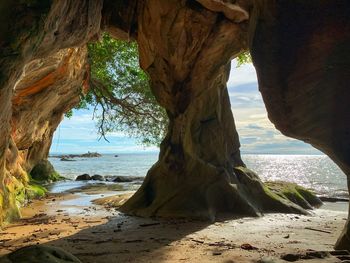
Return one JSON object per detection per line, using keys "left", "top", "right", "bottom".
{"left": 228, "top": 61, "right": 258, "bottom": 87}
{"left": 51, "top": 60, "right": 321, "bottom": 155}
{"left": 228, "top": 60, "right": 320, "bottom": 154}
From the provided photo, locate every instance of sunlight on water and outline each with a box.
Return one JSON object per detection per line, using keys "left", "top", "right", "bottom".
{"left": 50, "top": 154, "right": 348, "bottom": 198}
{"left": 243, "top": 155, "right": 347, "bottom": 198}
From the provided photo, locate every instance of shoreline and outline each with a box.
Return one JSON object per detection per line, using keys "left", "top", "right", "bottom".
{"left": 0, "top": 182, "right": 348, "bottom": 262}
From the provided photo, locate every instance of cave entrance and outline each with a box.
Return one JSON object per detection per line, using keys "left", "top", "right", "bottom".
{"left": 46, "top": 35, "right": 161, "bottom": 184}
{"left": 228, "top": 60, "right": 348, "bottom": 203}
{"left": 2, "top": 1, "right": 350, "bottom": 260}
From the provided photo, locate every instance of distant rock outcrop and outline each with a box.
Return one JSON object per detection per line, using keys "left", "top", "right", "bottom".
{"left": 53, "top": 152, "right": 102, "bottom": 161}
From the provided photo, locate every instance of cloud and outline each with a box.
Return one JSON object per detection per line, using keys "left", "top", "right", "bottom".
{"left": 51, "top": 60, "right": 322, "bottom": 155}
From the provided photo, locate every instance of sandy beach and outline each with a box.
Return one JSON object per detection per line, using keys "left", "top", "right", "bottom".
{"left": 0, "top": 182, "right": 348, "bottom": 263}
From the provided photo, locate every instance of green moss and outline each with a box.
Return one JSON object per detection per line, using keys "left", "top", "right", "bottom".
{"left": 15, "top": 188, "right": 26, "bottom": 205}
{"left": 232, "top": 167, "right": 308, "bottom": 214}
{"left": 4, "top": 191, "right": 22, "bottom": 224}
{"left": 265, "top": 181, "right": 322, "bottom": 209}
{"left": 30, "top": 160, "right": 65, "bottom": 182}
{"left": 0, "top": 168, "right": 50, "bottom": 225}
{"left": 295, "top": 185, "right": 322, "bottom": 207}
{"left": 26, "top": 184, "right": 47, "bottom": 199}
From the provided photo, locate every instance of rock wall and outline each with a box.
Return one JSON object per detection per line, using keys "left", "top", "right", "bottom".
{"left": 2, "top": 47, "right": 89, "bottom": 222}
{"left": 250, "top": 0, "right": 350, "bottom": 250}
{"left": 12, "top": 48, "right": 88, "bottom": 171}
{"left": 0, "top": 0, "right": 103, "bottom": 224}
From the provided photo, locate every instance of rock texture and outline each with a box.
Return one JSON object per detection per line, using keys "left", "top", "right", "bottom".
{"left": 0, "top": 0, "right": 103, "bottom": 224}
{"left": 249, "top": 0, "right": 350, "bottom": 250}
{"left": 119, "top": 0, "right": 309, "bottom": 219}
{"left": 0, "top": 244, "right": 81, "bottom": 263}
{"left": 0, "top": 0, "right": 349, "bottom": 251}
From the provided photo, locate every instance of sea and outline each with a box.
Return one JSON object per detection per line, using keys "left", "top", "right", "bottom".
{"left": 49, "top": 153, "right": 348, "bottom": 199}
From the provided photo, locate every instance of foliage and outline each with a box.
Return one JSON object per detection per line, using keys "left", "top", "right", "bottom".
{"left": 76, "top": 33, "right": 167, "bottom": 145}
{"left": 72, "top": 35, "right": 250, "bottom": 145}
{"left": 236, "top": 51, "right": 252, "bottom": 67}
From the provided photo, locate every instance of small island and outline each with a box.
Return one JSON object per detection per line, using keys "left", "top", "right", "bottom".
{"left": 50, "top": 151, "right": 102, "bottom": 161}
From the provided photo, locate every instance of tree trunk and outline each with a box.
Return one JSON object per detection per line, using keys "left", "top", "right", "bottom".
{"left": 120, "top": 0, "right": 307, "bottom": 220}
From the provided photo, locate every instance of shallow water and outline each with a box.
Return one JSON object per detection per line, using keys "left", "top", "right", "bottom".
{"left": 49, "top": 154, "right": 348, "bottom": 198}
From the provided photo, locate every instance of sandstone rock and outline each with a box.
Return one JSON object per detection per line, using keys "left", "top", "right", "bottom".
{"left": 0, "top": 244, "right": 81, "bottom": 263}
{"left": 0, "top": 0, "right": 349, "bottom": 252}
{"left": 250, "top": 0, "right": 350, "bottom": 250}
{"left": 264, "top": 181, "right": 323, "bottom": 209}
{"left": 119, "top": 1, "right": 307, "bottom": 220}
{"left": 0, "top": 0, "right": 102, "bottom": 223}
{"left": 196, "top": 0, "right": 250, "bottom": 22}
{"left": 76, "top": 174, "right": 91, "bottom": 181}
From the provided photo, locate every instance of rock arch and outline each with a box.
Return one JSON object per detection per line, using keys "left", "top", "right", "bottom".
{"left": 0, "top": 0, "right": 349, "bottom": 250}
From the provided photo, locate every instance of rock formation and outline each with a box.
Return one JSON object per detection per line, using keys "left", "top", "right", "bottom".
{"left": 118, "top": 0, "right": 309, "bottom": 219}
{"left": 0, "top": 0, "right": 349, "bottom": 251}
{"left": 249, "top": 0, "right": 350, "bottom": 249}
{"left": 0, "top": 0, "right": 103, "bottom": 223}
{"left": 2, "top": 244, "right": 82, "bottom": 263}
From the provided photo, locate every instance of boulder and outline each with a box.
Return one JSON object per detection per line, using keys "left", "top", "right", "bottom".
{"left": 60, "top": 157, "right": 76, "bottom": 162}
{"left": 91, "top": 174, "right": 104, "bottom": 181}
{"left": 113, "top": 176, "right": 144, "bottom": 183}
{"left": 30, "top": 160, "right": 62, "bottom": 182}
{"left": 76, "top": 174, "right": 91, "bottom": 181}
{"left": 0, "top": 244, "right": 81, "bottom": 263}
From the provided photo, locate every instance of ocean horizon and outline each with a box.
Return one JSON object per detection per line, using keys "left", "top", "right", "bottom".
{"left": 49, "top": 152, "right": 348, "bottom": 200}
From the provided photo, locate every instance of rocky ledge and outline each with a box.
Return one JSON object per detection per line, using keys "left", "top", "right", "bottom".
{"left": 51, "top": 152, "right": 102, "bottom": 161}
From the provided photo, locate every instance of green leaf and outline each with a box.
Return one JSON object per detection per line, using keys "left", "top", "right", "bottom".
{"left": 73, "top": 33, "right": 167, "bottom": 146}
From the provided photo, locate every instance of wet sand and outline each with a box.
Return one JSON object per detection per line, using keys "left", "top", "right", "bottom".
{"left": 0, "top": 183, "right": 348, "bottom": 262}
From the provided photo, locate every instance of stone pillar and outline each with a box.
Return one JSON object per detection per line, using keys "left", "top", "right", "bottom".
{"left": 120, "top": 0, "right": 307, "bottom": 219}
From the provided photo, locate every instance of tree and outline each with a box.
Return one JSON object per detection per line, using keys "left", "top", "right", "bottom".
{"left": 72, "top": 33, "right": 167, "bottom": 145}
{"left": 69, "top": 34, "right": 251, "bottom": 146}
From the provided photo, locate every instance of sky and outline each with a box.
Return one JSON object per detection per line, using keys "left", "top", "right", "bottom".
{"left": 50, "top": 61, "right": 321, "bottom": 155}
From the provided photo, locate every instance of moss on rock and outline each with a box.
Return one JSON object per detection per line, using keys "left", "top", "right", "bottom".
{"left": 265, "top": 181, "right": 322, "bottom": 209}
{"left": 30, "top": 160, "right": 64, "bottom": 183}
{"left": 3, "top": 244, "right": 81, "bottom": 263}
{"left": 25, "top": 184, "right": 47, "bottom": 199}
